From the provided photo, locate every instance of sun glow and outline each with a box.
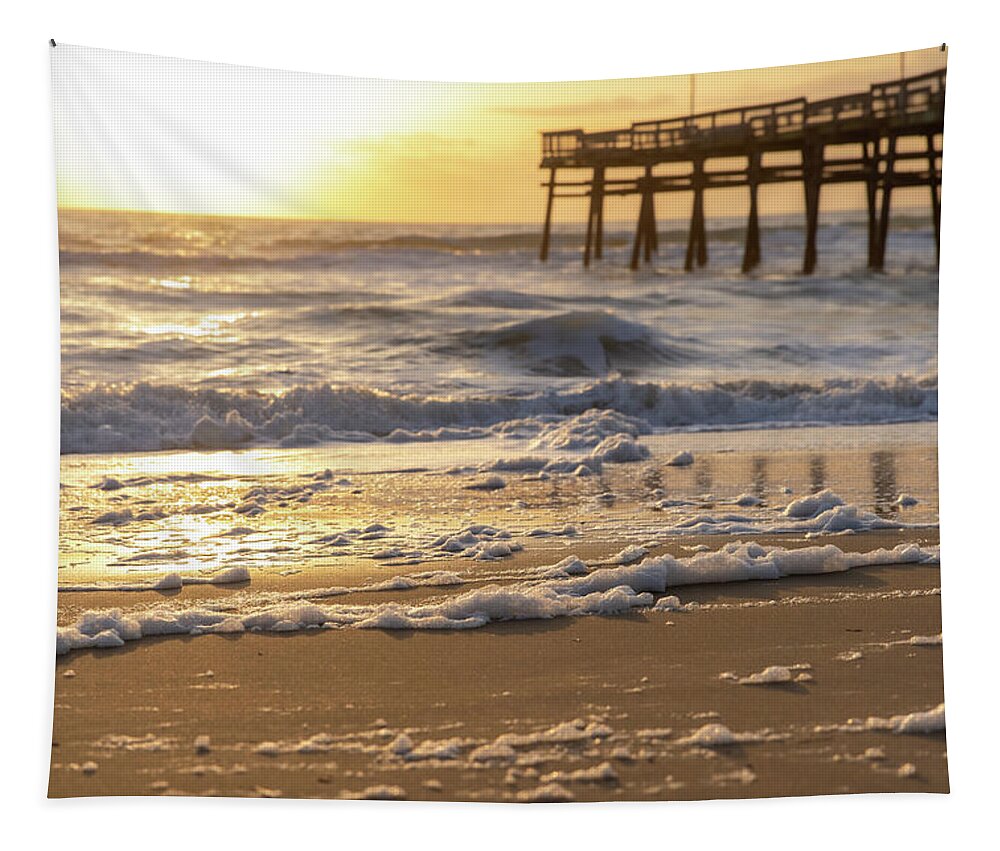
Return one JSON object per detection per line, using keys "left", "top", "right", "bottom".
{"left": 54, "top": 44, "right": 946, "bottom": 223}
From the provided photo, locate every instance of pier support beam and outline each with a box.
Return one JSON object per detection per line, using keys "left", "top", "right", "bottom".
{"left": 647, "top": 171, "right": 659, "bottom": 257}
{"left": 863, "top": 139, "right": 880, "bottom": 269}
{"left": 927, "top": 134, "right": 941, "bottom": 264}
{"left": 741, "top": 149, "right": 762, "bottom": 273}
{"left": 583, "top": 166, "right": 605, "bottom": 268}
{"left": 630, "top": 166, "right": 657, "bottom": 271}
{"left": 685, "top": 157, "right": 707, "bottom": 271}
{"left": 539, "top": 168, "right": 556, "bottom": 262}
{"left": 802, "top": 143, "right": 823, "bottom": 275}
{"left": 594, "top": 168, "right": 605, "bottom": 260}
{"left": 873, "top": 135, "right": 897, "bottom": 271}
{"left": 629, "top": 192, "right": 646, "bottom": 271}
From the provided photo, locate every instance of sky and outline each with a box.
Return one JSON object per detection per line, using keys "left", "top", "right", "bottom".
{"left": 52, "top": 44, "right": 946, "bottom": 223}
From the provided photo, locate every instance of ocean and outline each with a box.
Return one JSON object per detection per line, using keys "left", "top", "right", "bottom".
{"left": 58, "top": 207, "right": 937, "bottom": 455}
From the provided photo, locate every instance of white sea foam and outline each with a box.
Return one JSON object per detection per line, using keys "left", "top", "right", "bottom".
{"left": 526, "top": 409, "right": 648, "bottom": 453}
{"left": 61, "top": 375, "right": 938, "bottom": 455}
{"left": 428, "top": 525, "right": 522, "bottom": 560}
{"left": 531, "top": 556, "right": 589, "bottom": 579}
{"left": 96, "top": 733, "right": 175, "bottom": 751}
{"left": 341, "top": 784, "right": 406, "bottom": 801}
{"left": 516, "top": 782, "right": 575, "bottom": 803}
{"left": 651, "top": 595, "right": 688, "bottom": 612}
{"left": 55, "top": 541, "right": 938, "bottom": 654}
{"left": 470, "top": 742, "right": 517, "bottom": 763}
{"left": 656, "top": 494, "right": 932, "bottom": 536}
{"left": 526, "top": 525, "right": 578, "bottom": 538}
{"left": 590, "top": 434, "right": 650, "bottom": 463}
{"left": 540, "top": 762, "right": 618, "bottom": 784}
{"left": 666, "top": 450, "right": 694, "bottom": 467}
{"left": 611, "top": 546, "right": 649, "bottom": 565}
{"left": 736, "top": 665, "right": 794, "bottom": 685}
{"left": 676, "top": 724, "right": 782, "bottom": 747}
{"left": 783, "top": 489, "right": 845, "bottom": 518}
{"left": 59, "top": 566, "right": 251, "bottom": 593}
{"left": 822, "top": 703, "right": 946, "bottom": 735}
{"left": 494, "top": 719, "right": 614, "bottom": 750}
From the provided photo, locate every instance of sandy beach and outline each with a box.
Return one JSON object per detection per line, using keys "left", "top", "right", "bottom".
{"left": 50, "top": 432, "right": 945, "bottom": 800}
{"left": 48, "top": 126, "right": 945, "bottom": 802}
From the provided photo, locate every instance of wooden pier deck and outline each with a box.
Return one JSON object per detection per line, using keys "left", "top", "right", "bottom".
{"left": 538, "top": 67, "right": 945, "bottom": 272}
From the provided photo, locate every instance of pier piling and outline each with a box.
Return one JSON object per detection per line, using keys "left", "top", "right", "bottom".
{"left": 539, "top": 168, "right": 556, "bottom": 262}
{"left": 874, "top": 135, "right": 898, "bottom": 271}
{"left": 802, "top": 144, "right": 823, "bottom": 274}
{"left": 742, "top": 149, "right": 762, "bottom": 273}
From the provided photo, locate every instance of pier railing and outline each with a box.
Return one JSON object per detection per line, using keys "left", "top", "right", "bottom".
{"left": 542, "top": 69, "right": 946, "bottom": 164}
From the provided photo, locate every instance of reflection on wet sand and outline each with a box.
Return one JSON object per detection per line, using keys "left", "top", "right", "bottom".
{"left": 643, "top": 466, "right": 663, "bottom": 494}
{"left": 694, "top": 458, "right": 713, "bottom": 492}
{"left": 871, "top": 450, "right": 899, "bottom": 517}
{"left": 809, "top": 455, "right": 826, "bottom": 494}
{"left": 751, "top": 456, "right": 768, "bottom": 498}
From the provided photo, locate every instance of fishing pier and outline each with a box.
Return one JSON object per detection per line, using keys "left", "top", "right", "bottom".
{"left": 538, "top": 67, "right": 945, "bottom": 272}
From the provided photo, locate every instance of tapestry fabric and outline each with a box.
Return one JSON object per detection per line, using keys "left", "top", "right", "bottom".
{"left": 50, "top": 43, "right": 947, "bottom": 801}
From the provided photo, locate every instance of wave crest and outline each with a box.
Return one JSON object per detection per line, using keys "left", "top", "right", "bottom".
{"left": 61, "top": 375, "right": 937, "bottom": 455}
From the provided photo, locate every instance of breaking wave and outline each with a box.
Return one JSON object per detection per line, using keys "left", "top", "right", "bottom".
{"left": 61, "top": 374, "right": 937, "bottom": 454}
{"left": 433, "top": 311, "right": 696, "bottom": 377}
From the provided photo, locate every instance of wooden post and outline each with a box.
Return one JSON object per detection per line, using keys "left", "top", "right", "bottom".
{"left": 594, "top": 166, "right": 605, "bottom": 260}
{"left": 583, "top": 186, "right": 595, "bottom": 268}
{"left": 630, "top": 169, "right": 657, "bottom": 271}
{"left": 802, "top": 142, "right": 823, "bottom": 275}
{"left": 643, "top": 195, "right": 654, "bottom": 265}
{"left": 630, "top": 179, "right": 648, "bottom": 271}
{"left": 684, "top": 193, "right": 697, "bottom": 271}
{"left": 927, "top": 134, "right": 941, "bottom": 264}
{"left": 646, "top": 165, "right": 658, "bottom": 257}
{"left": 685, "top": 157, "right": 707, "bottom": 271}
{"left": 741, "top": 149, "right": 761, "bottom": 273}
{"left": 643, "top": 169, "right": 655, "bottom": 264}
{"left": 696, "top": 195, "right": 707, "bottom": 267}
{"left": 863, "top": 139, "right": 880, "bottom": 269}
{"left": 540, "top": 168, "right": 556, "bottom": 262}
{"left": 875, "top": 135, "right": 897, "bottom": 271}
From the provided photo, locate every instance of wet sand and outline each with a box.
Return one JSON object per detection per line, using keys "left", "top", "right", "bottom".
{"left": 50, "top": 540, "right": 945, "bottom": 800}
{"left": 50, "top": 432, "right": 946, "bottom": 800}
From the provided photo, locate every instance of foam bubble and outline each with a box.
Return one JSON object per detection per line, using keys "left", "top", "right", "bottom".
{"left": 666, "top": 450, "right": 694, "bottom": 467}
{"left": 783, "top": 489, "right": 845, "bottom": 518}
{"left": 736, "top": 665, "right": 794, "bottom": 685}
{"left": 60, "top": 566, "right": 250, "bottom": 593}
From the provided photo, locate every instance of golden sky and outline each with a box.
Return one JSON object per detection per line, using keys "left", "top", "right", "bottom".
{"left": 53, "top": 44, "right": 946, "bottom": 223}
